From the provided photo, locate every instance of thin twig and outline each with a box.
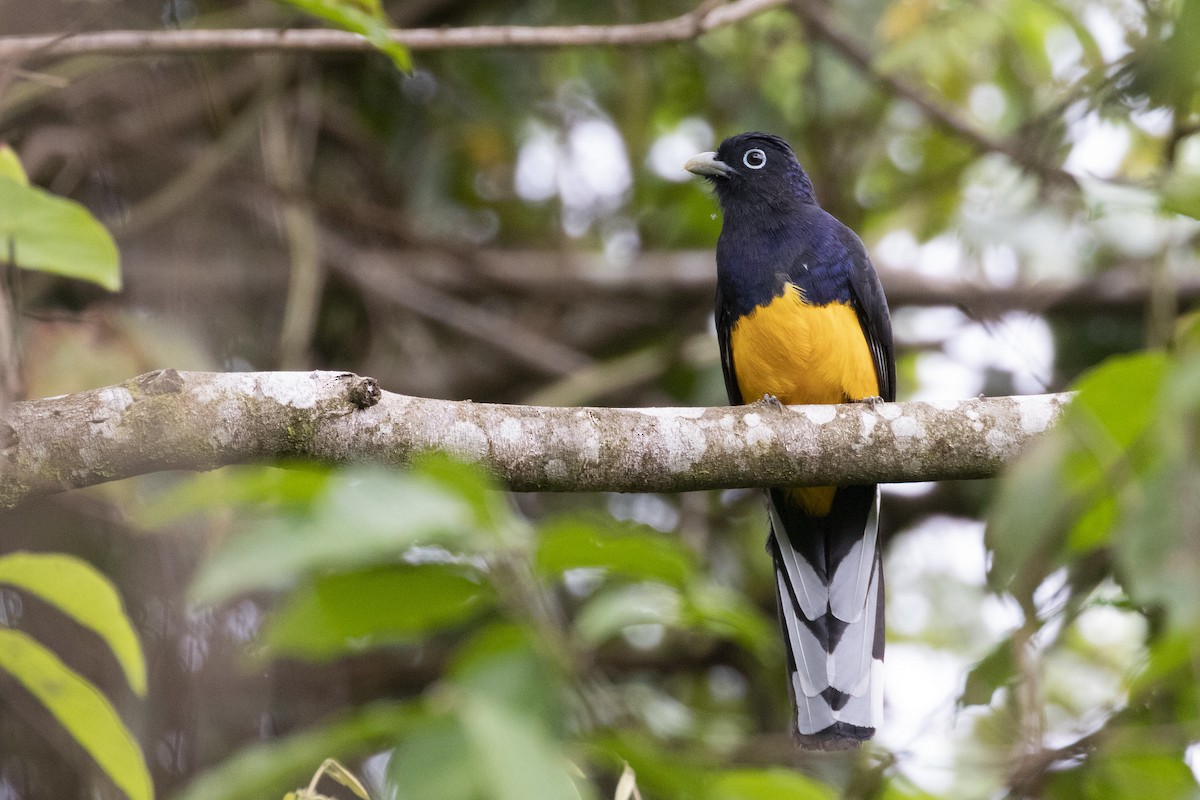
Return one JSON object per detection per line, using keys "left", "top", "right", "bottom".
{"left": 0, "top": 0, "right": 788, "bottom": 61}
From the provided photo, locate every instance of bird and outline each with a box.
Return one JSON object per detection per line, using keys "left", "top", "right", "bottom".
{"left": 685, "top": 132, "right": 895, "bottom": 750}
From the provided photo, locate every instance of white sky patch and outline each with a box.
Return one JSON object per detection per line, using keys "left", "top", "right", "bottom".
{"left": 647, "top": 118, "right": 714, "bottom": 181}
{"left": 1083, "top": 4, "right": 1132, "bottom": 63}
{"left": 917, "top": 234, "right": 964, "bottom": 278}
{"left": 943, "top": 312, "right": 1055, "bottom": 394}
{"left": 878, "top": 644, "right": 967, "bottom": 794}
{"left": 969, "top": 83, "right": 1007, "bottom": 127}
{"left": 1131, "top": 105, "right": 1173, "bottom": 137}
{"left": 515, "top": 125, "right": 560, "bottom": 202}
{"left": 1045, "top": 25, "right": 1085, "bottom": 82}
{"left": 914, "top": 352, "right": 985, "bottom": 399}
{"left": 875, "top": 228, "right": 920, "bottom": 270}
{"left": 1064, "top": 112, "right": 1131, "bottom": 179}
{"left": 514, "top": 116, "right": 633, "bottom": 236}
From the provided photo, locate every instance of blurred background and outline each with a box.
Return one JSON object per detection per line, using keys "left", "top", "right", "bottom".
{"left": 2, "top": 0, "right": 1200, "bottom": 798}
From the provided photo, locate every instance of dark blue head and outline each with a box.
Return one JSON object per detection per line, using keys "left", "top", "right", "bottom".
{"left": 685, "top": 132, "right": 817, "bottom": 218}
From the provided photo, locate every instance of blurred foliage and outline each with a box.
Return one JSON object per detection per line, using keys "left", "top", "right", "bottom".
{"left": 0, "top": 554, "right": 151, "bottom": 800}
{"left": 4, "top": 0, "right": 1200, "bottom": 797}
{"left": 0, "top": 145, "right": 120, "bottom": 291}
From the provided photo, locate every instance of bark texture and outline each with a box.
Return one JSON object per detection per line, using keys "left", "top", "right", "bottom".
{"left": 0, "top": 369, "right": 1071, "bottom": 508}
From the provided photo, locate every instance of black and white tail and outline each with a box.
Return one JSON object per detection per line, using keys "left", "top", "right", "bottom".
{"left": 767, "top": 485, "right": 884, "bottom": 750}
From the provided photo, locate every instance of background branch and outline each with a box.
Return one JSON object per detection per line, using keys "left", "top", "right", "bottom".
{"left": 0, "top": 0, "right": 786, "bottom": 61}
{"left": 0, "top": 369, "right": 1070, "bottom": 508}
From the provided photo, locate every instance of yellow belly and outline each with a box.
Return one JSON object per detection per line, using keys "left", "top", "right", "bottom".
{"left": 730, "top": 283, "right": 879, "bottom": 515}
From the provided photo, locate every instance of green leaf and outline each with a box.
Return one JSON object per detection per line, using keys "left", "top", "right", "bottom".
{"left": 0, "top": 177, "right": 121, "bottom": 290}
{"left": 711, "top": 768, "right": 835, "bottom": 800}
{"left": 190, "top": 467, "right": 481, "bottom": 603}
{"left": 0, "top": 145, "right": 28, "bottom": 185}
{"left": 573, "top": 583, "right": 681, "bottom": 646}
{"left": 265, "top": 564, "right": 493, "bottom": 659}
{"left": 0, "top": 628, "right": 152, "bottom": 800}
{"left": 683, "top": 582, "right": 778, "bottom": 661}
{"left": 535, "top": 515, "right": 696, "bottom": 587}
{"left": 276, "top": 0, "right": 411, "bottom": 72}
{"left": 173, "top": 701, "right": 418, "bottom": 800}
{"left": 458, "top": 691, "right": 582, "bottom": 800}
{"left": 959, "top": 639, "right": 1015, "bottom": 707}
{"left": 139, "top": 464, "right": 333, "bottom": 526}
{"left": 0, "top": 552, "right": 146, "bottom": 695}
{"left": 388, "top": 717, "right": 482, "bottom": 800}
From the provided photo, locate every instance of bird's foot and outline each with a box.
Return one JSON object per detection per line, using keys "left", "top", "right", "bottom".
{"left": 855, "top": 395, "right": 886, "bottom": 409}
{"left": 757, "top": 393, "right": 785, "bottom": 411}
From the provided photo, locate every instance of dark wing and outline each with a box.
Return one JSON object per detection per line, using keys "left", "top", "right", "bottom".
{"left": 714, "top": 284, "right": 744, "bottom": 405}
{"left": 842, "top": 232, "right": 896, "bottom": 402}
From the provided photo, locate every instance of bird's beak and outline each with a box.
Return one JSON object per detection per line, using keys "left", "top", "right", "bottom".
{"left": 684, "top": 151, "right": 733, "bottom": 179}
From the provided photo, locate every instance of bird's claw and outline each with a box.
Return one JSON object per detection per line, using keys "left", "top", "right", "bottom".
{"left": 856, "top": 395, "right": 886, "bottom": 409}
{"left": 757, "top": 393, "right": 785, "bottom": 411}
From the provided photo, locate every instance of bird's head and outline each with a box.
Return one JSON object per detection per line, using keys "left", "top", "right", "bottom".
{"left": 684, "top": 132, "right": 817, "bottom": 214}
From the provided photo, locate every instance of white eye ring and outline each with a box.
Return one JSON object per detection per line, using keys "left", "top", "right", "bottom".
{"left": 743, "top": 148, "right": 767, "bottom": 169}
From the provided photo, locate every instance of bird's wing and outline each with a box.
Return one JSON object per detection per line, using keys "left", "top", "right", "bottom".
{"left": 843, "top": 232, "right": 896, "bottom": 402}
{"left": 714, "top": 284, "right": 744, "bottom": 405}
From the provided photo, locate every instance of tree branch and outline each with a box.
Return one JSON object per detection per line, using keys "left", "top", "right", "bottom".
{"left": 0, "top": 0, "right": 786, "bottom": 62}
{"left": 0, "top": 369, "right": 1071, "bottom": 509}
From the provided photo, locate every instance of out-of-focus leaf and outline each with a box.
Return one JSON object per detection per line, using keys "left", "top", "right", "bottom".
{"left": 0, "top": 176, "right": 121, "bottom": 290}
{"left": 573, "top": 583, "right": 681, "bottom": 646}
{"left": 1161, "top": 172, "right": 1200, "bottom": 220}
{"left": 140, "top": 465, "right": 333, "bottom": 526}
{"left": 0, "top": 552, "right": 146, "bottom": 695}
{"left": 960, "top": 638, "right": 1015, "bottom": 707}
{"left": 985, "top": 433, "right": 1073, "bottom": 599}
{"left": 711, "top": 768, "right": 835, "bottom": 800}
{"left": 388, "top": 717, "right": 481, "bottom": 800}
{"left": 683, "top": 582, "right": 778, "bottom": 661}
{"left": 190, "top": 467, "right": 481, "bottom": 603}
{"left": 276, "top": 0, "right": 411, "bottom": 72}
{"left": 451, "top": 624, "right": 564, "bottom": 730}
{"left": 535, "top": 515, "right": 696, "bottom": 587}
{"left": 413, "top": 453, "right": 511, "bottom": 534}
{"left": 0, "top": 144, "right": 28, "bottom": 184}
{"left": 265, "top": 564, "right": 492, "bottom": 659}
{"left": 457, "top": 692, "right": 582, "bottom": 800}
{"left": 174, "top": 702, "right": 418, "bottom": 800}
{"left": 0, "top": 629, "right": 152, "bottom": 800}
{"left": 989, "top": 352, "right": 1169, "bottom": 604}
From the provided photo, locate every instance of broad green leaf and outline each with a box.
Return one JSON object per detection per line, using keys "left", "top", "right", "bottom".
{"left": 0, "top": 145, "right": 28, "bottom": 185}
{"left": 711, "top": 768, "right": 835, "bottom": 800}
{"left": 0, "top": 552, "right": 146, "bottom": 695}
{"left": 683, "top": 582, "right": 778, "bottom": 661}
{"left": 458, "top": 692, "right": 582, "bottom": 800}
{"left": 573, "top": 583, "right": 681, "bottom": 647}
{"left": 388, "top": 717, "right": 481, "bottom": 800}
{"left": 959, "top": 639, "right": 1015, "bottom": 707}
{"left": 265, "top": 564, "right": 493, "bottom": 659}
{"left": 0, "top": 177, "right": 120, "bottom": 290}
{"left": 190, "top": 467, "right": 480, "bottom": 603}
{"left": 451, "top": 626, "right": 564, "bottom": 730}
{"left": 0, "top": 628, "right": 152, "bottom": 800}
{"left": 1068, "top": 351, "right": 1167, "bottom": 449}
{"left": 535, "top": 515, "right": 695, "bottom": 587}
{"left": 174, "top": 701, "right": 418, "bottom": 800}
{"left": 276, "top": 0, "right": 411, "bottom": 72}
{"left": 140, "top": 464, "right": 333, "bottom": 526}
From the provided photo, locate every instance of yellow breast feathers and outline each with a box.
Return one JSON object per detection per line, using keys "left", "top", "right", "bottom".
{"left": 729, "top": 283, "right": 879, "bottom": 515}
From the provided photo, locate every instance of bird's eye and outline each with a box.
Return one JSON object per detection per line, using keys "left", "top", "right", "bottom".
{"left": 743, "top": 149, "right": 767, "bottom": 169}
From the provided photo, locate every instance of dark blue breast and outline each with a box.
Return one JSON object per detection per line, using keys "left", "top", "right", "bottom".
{"left": 716, "top": 205, "right": 861, "bottom": 318}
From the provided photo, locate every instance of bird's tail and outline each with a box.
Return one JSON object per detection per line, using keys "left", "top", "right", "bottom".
{"left": 767, "top": 485, "right": 884, "bottom": 750}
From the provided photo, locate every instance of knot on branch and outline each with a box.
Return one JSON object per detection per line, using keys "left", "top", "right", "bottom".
{"left": 343, "top": 374, "right": 381, "bottom": 409}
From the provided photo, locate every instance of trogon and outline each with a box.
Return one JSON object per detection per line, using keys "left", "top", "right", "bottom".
{"left": 686, "top": 132, "right": 895, "bottom": 750}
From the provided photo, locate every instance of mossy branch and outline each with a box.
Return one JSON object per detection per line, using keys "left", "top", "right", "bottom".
{"left": 0, "top": 369, "right": 1071, "bottom": 508}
